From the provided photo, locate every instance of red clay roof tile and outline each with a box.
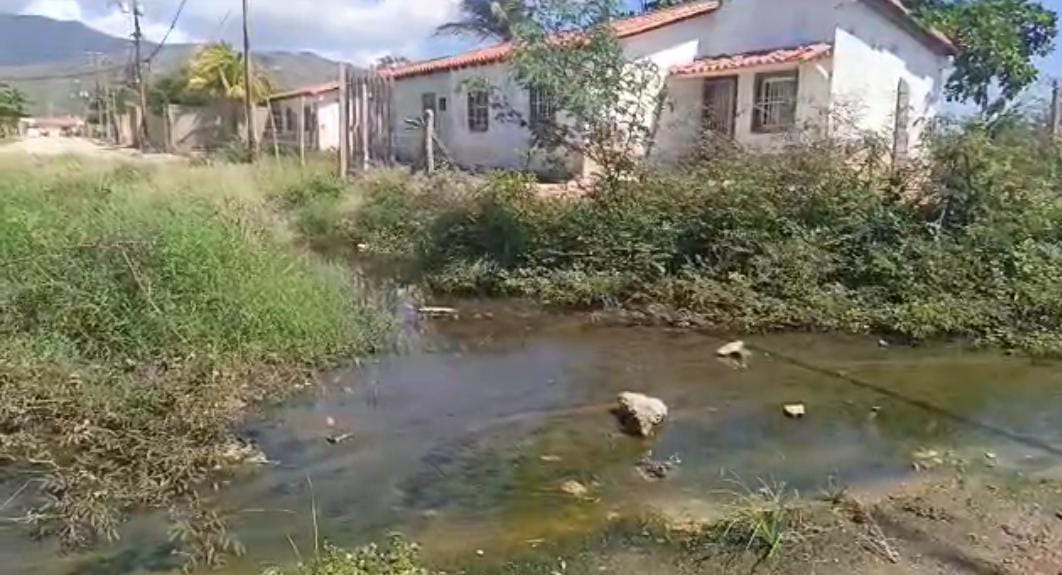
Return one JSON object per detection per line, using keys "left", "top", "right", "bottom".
{"left": 385, "top": 1, "right": 721, "bottom": 80}
{"left": 670, "top": 42, "right": 834, "bottom": 77}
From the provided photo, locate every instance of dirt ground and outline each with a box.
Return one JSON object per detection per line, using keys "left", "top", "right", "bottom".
{"left": 0, "top": 136, "right": 181, "bottom": 162}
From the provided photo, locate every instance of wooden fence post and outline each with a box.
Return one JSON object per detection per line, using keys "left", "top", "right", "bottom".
{"left": 424, "top": 109, "right": 435, "bottom": 174}
{"left": 298, "top": 94, "right": 306, "bottom": 166}
{"left": 1050, "top": 80, "right": 1061, "bottom": 142}
{"left": 892, "top": 78, "right": 911, "bottom": 168}
{"left": 338, "top": 64, "right": 350, "bottom": 178}
{"left": 360, "top": 78, "right": 370, "bottom": 171}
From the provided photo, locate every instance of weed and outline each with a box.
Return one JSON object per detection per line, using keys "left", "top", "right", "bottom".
{"left": 0, "top": 158, "right": 393, "bottom": 566}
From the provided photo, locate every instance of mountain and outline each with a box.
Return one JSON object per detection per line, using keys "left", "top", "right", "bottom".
{"left": 0, "top": 13, "right": 345, "bottom": 116}
{"left": 0, "top": 13, "right": 133, "bottom": 66}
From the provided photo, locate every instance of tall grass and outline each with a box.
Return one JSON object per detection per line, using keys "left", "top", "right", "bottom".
{"left": 0, "top": 158, "right": 391, "bottom": 563}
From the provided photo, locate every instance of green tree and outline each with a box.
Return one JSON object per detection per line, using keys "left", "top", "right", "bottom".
{"left": 186, "top": 43, "right": 273, "bottom": 102}
{"left": 509, "top": 0, "right": 665, "bottom": 189}
{"left": 0, "top": 83, "right": 28, "bottom": 137}
{"left": 911, "top": 0, "right": 1057, "bottom": 113}
{"left": 436, "top": 0, "right": 528, "bottom": 40}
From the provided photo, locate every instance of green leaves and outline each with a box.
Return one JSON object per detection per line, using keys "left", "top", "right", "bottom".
{"left": 912, "top": 0, "right": 1058, "bottom": 113}
{"left": 0, "top": 83, "right": 28, "bottom": 136}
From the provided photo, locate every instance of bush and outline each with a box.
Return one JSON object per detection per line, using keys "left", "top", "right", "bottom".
{"left": 351, "top": 121, "right": 1062, "bottom": 354}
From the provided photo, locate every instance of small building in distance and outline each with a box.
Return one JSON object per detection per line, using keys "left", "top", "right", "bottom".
{"left": 19, "top": 116, "right": 85, "bottom": 138}
{"left": 263, "top": 81, "right": 341, "bottom": 153}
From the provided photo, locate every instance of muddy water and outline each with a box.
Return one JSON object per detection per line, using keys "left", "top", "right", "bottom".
{"left": 12, "top": 303, "right": 1062, "bottom": 574}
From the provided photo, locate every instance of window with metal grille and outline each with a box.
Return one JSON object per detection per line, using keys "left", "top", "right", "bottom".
{"left": 271, "top": 105, "right": 285, "bottom": 132}
{"left": 285, "top": 108, "right": 297, "bottom": 133}
{"left": 529, "top": 87, "right": 555, "bottom": 129}
{"left": 468, "top": 90, "right": 490, "bottom": 133}
{"left": 752, "top": 70, "right": 798, "bottom": 133}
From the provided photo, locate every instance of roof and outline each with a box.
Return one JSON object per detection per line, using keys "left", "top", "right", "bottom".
{"left": 670, "top": 43, "right": 834, "bottom": 78}
{"left": 267, "top": 81, "right": 340, "bottom": 102}
{"left": 385, "top": 0, "right": 721, "bottom": 80}
{"left": 865, "top": 0, "right": 957, "bottom": 55}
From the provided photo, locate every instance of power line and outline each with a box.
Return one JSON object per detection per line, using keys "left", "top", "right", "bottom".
{"left": 0, "top": 0, "right": 189, "bottom": 83}
{"left": 144, "top": 0, "right": 191, "bottom": 63}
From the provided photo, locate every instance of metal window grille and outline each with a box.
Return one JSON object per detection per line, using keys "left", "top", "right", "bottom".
{"left": 529, "top": 87, "right": 555, "bottom": 128}
{"left": 753, "top": 71, "right": 798, "bottom": 133}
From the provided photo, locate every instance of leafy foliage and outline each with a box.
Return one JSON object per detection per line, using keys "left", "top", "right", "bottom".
{"left": 435, "top": 0, "right": 528, "bottom": 40}
{"left": 187, "top": 43, "right": 274, "bottom": 101}
{"left": 911, "top": 0, "right": 1058, "bottom": 113}
{"left": 509, "top": 0, "right": 665, "bottom": 189}
{"left": 0, "top": 83, "right": 28, "bottom": 136}
{"left": 263, "top": 536, "right": 437, "bottom": 575}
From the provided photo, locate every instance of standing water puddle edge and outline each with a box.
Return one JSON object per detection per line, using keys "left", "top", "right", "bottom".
{"left": 9, "top": 302, "right": 1062, "bottom": 574}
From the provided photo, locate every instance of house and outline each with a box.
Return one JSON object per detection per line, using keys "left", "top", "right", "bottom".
{"left": 263, "top": 81, "right": 341, "bottom": 152}
{"left": 385, "top": 0, "right": 955, "bottom": 174}
{"left": 19, "top": 116, "right": 85, "bottom": 138}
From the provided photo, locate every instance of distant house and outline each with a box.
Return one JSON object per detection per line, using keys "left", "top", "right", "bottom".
{"left": 263, "top": 81, "right": 341, "bottom": 152}
{"left": 384, "top": 0, "right": 955, "bottom": 175}
{"left": 20, "top": 116, "right": 85, "bottom": 137}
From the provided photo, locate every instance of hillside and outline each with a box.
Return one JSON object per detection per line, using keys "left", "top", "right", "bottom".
{"left": 0, "top": 13, "right": 344, "bottom": 116}
{"left": 0, "top": 13, "right": 132, "bottom": 66}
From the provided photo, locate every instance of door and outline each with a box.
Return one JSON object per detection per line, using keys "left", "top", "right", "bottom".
{"left": 703, "top": 76, "right": 737, "bottom": 138}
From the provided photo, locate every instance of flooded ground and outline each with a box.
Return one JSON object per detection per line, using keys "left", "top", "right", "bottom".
{"left": 9, "top": 302, "right": 1062, "bottom": 574}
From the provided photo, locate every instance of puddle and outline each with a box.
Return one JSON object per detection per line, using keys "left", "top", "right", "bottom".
{"left": 8, "top": 303, "right": 1062, "bottom": 574}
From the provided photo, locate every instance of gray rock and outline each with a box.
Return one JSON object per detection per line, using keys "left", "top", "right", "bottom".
{"left": 615, "top": 392, "right": 669, "bottom": 437}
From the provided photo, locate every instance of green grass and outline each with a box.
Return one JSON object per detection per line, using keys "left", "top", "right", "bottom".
{"left": 0, "top": 157, "right": 392, "bottom": 564}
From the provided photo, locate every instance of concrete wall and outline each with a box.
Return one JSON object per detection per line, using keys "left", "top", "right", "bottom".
{"left": 831, "top": 1, "right": 949, "bottom": 151}
{"left": 654, "top": 58, "right": 833, "bottom": 163}
{"left": 692, "top": 0, "right": 837, "bottom": 56}
{"left": 266, "top": 91, "right": 341, "bottom": 152}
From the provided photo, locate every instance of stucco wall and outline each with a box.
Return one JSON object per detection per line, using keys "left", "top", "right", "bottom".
{"left": 268, "top": 92, "right": 340, "bottom": 152}
{"left": 693, "top": 0, "right": 837, "bottom": 56}
{"left": 831, "top": 1, "right": 949, "bottom": 150}
{"left": 654, "top": 58, "right": 833, "bottom": 163}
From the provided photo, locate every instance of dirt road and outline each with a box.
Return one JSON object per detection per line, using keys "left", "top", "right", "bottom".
{"left": 0, "top": 137, "right": 181, "bottom": 162}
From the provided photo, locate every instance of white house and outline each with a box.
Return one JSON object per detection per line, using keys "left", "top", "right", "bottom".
{"left": 385, "top": 0, "right": 955, "bottom": 174}
{"left": 264, "top": 81, "right": 342, "bottom": 152}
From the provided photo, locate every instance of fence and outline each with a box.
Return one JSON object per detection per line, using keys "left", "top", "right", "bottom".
{"left": 340, "top": 66, "right": 396, "bottom": 176}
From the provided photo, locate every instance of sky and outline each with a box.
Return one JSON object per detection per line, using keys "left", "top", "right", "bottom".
{"left": 1, "top": 0, "right": 1061, "bottom": 74}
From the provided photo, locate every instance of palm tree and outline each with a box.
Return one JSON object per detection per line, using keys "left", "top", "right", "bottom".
{"left": 436, "top": 0, "right": 527, "bottom": 41}
{"left": 186, "top": 43, "right": 272, "bottom": 102}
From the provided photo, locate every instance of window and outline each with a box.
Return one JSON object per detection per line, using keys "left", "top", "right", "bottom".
{"left": 752, "top": 70, "right": 799, "bottom": 133}
{"left": 529, "top": 87, "right": 555, "bottom": 129}
{"left": 439, "top": 97, "right": 447, "bottom": 112}
{"left": 421, "top": 92, "right": 437, "bottom": 114}
{"left": 271, "top": 104, "right": 285, "bottom": 132}
{"left": 468, "top": 90, "right": 489, "bottom": 133}
{"left": 285, "top": 108, "right": 298, "bottom": 133}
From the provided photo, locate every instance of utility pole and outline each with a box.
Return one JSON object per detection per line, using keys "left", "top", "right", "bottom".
{"left": 242, "top": 0, "right": 257, "bottom": 159}
{"left": 131, "top": 0, "right": 149, "bottom": 151}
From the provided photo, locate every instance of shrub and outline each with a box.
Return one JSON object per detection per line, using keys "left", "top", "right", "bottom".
{"left": 351, "top": 121, "right": 1062, "bottom": 354}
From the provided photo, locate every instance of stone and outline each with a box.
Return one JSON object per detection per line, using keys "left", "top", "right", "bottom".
{"left": 615, "top": 392, "right": 669, "bottom": 437}
{"left": 783, "top": 403, "right": 807, "bottom": 418}
{"left": 716, "top": 340, "right": 749, "bottom": 358}
{"left": 418, "top": 306, "right": 459, "bottom": 318}
{"left": 560, "top": 480, "right": 589, "bottom": 497}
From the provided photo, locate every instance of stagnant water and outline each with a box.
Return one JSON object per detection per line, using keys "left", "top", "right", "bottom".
{"left": 9, "top": 302, "right": 1062, "bottom": 574}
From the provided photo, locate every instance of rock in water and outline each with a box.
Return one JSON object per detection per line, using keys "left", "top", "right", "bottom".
{"left": 615, "top": 392, "right": 669, "bottom": 437}
{"left": 716, "top": 340, "right": 752, "bottom": 362}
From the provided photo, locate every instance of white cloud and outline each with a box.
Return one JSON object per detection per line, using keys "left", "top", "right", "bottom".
{"left": 4, "top": 0, "right": 464, "bottom": 64}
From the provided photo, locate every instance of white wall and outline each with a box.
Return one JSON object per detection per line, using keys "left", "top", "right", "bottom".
{"left": 653, "top": 58, "right": 833, "bottom": 163}
{"left": 831, "top": 1, "right": 949, "bottom": 150}
{"left": 693, "top": 0, "right": 838, "bottom": 56}
{"left": 268, "top": 92, "right": 340, "bottom": 152}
